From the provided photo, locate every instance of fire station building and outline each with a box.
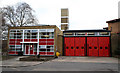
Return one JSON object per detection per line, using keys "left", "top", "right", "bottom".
{"left": 63, "top": 30, "right": 111, "bottom": 57}
{"left": 8, "top": 26, "right": 112, "bottom": 57}
{"left": 8, "top": 25, "right": 62, "bottom": 56}
{"left": 7, "top": 8, "right": 112, "bottom": 57}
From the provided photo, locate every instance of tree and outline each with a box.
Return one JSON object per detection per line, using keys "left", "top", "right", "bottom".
{"left": 1, "top": 2, "right": 38, "bottom": 40}
{"left": 2, "top": 2, "right": 37, "bottom": 27}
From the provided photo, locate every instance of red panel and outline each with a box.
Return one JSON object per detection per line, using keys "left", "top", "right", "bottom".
{"left": 16, "top": 39, "right": 22, "bottom": 41}
{"left": 87, "top": 37, "right": 93, "bottom": 56}
{"left": 46, "top": 39, "right": 54, "bottom": 45}
{"left": 9, "top": 40, "right": 15, "bottom": 45}
{"left": 98, "top": 37, "right": 110, "bottom": 57}
{"left": 34, "top": 52, "right": 37, "bottom": 54}
{"left": 64, "top": 37, "right": 70, "bottom": 56}
{"left": 47, "top": 39, "right": 54, "bottom": 41}
{"left": 26, "top": 45, "right": 29, "bottom": 54}
{"left": 47, "top": 52, "right": 54, "bottom": 55}
{"left": 8, "top": 51, "right": 16, "bottom": 54}
{"left": 39, "top": 39, "right": 46, "bottom": 41}
{"left": 47, "top": 42, "right": 54, "bottom": 45}
{"left": 103, "top": 37, "right": 110, "bottom": 57}
{"left": 98, "top": 37, "right": 104, "bottom": 56}
{"left": 80, "top": 37, "right": 86, "bottom": 56}
{"left": 24, "top": 39, "right": 30, "bottom": 42}
{"left": 39, "top": 39, "right": 46, "bottom": 45}
{"left": 10, "top": 39, "right": 16, "bottom": 41}
{"left": 16, "top": 43, "right": 21, "bottom": 45}
{"left": 39, "top": 52, "right": 46, "bottom": 55}
{"left": 31, "top": 39, "right": 37, "bottom": 42}
{"left": 74, "top": 37, "right": 80, "bottom": 56}
{"left": 69, "top": 37, "right": 75, "bottom": 56}
{"left": 93, "top": 37, "right": 99, "bottom": 56}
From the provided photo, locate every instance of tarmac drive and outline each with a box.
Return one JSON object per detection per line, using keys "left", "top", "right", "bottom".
{"left": 1, "top": 56, "right": 119, "bottom": 72}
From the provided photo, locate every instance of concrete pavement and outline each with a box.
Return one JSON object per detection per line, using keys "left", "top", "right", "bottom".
{"left": 1, "top": 56, "right": 119, "bottom": 72}
{"left": 51, "top": 56, "right": 119, "bottom": 63}
{"left": 1, "top": 56, "right": 43, "bottom": 68}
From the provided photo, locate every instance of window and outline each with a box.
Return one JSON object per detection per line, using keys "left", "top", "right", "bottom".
{"left": 39, "top": 29, "right": 54, "bottom": 39}
{"left": 16, "top": 45, "right": 22, "bottom": 52}
{"left": 94, "top": 47, "right": 97, "bottom": 49}
{"left": 105, "top": 47, "right": 108, "bottom": 49}
{"left": 24, "top": 30, "right": 38, "bottom": 39}
{"left": 64, "top": 33, "right": 74, "bottom": 36}
{"left": 99, "top": 32, "right": 109, "bottom": 35}
{"left": 76, "top": 47, "right": 79, "bottom": 49}
{"left": 66, "top": 47, "right": 69, "bottom": 49}
{"left": 89, "top": 47, "right": 92, "bottom": 49}
{"left": 87, "top": 32, "right": 95, "bottom": 35}
{"left": 76, "top": 33, "right": 85, "bottom": 35}
{"left": 39, "top": 49, "right": 46, "bottom": 51}
{"left": 81, "top": 47, "right": 84, "bottom": 49}
{"left": 71, "top": 47, "right": 73, "bottom": 49}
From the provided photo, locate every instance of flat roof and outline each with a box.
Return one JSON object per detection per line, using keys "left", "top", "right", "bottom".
{"left": 9, "top": 25, "right": 57, "bottom": 29}
{"left": 106, "top": 18, "right": 120, "bottom": 23}
{"left": 63, "top": 30, "right": 111, "bottom": 33}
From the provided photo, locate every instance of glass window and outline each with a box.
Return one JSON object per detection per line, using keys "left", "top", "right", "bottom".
{"left": 47, "top": 45, "right": 53, "bottom": 49}
{"left": 94, "top": 47, "right": 97, "bottom": 49}
{"left": 76, "top": 47, "right": 79, "bottom": 49}
{"left": 40, "top": 45, "right": 46, "bottom": 48}
{"left": 71, "top": 47, "right": 73, "bottom": 49}
{"left": 105, "top": 47, "right": 108, "bottom": 49}
{"left": 89, "top": 47, "right": 92, "bottom": 49}
{"left": 64, "top": 33, "right": 74, "bottom": 36}
{"left": 81, "top": 47, "right": 84, "bottom": 49}
{"left": 87, "top": 32, "right": 95, "bottom": 35}
{"left": 76, "top": 32, "right": 85, "bottom": 35}
{"left": 99, "top": 32, "right": 109, "bottom": 35}
{"left": 9, "top": 45, "right": 15, "bottom": 49}
{"left": 10, "top": 30, "right": 16, "bottom": 32}
{"left": 66, "top": 47, "right": 69, "bottom": 49}
{"left": 39, "top": 49, "right": 46, "bottom": 52}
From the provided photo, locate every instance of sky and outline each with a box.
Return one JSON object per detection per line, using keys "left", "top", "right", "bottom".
{"left": 0, "top": 0, "right": 119, "bottom": 30}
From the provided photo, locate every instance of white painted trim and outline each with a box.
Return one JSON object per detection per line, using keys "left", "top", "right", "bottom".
{"left": 37, "top": 29, "right": 39, "bottom": 55}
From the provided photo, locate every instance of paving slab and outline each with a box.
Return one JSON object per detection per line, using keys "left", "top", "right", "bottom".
{"left": 0, "top": 56, "right": 43, "bottom": 68}
{"left": 51, "top": 56, "right": 119, "bottom": 63}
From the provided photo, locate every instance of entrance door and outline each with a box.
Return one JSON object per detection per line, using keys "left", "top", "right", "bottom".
{"left": 25, "top": 45, "right": 29, "bottom": 55}
{"left": 25, "top": 44, "right": 34, "bottom": 55}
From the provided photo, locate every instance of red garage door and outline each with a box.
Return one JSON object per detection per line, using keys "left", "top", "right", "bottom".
{"left": 64, "top": 37, "right": 86, "bottom": 56}
{"left": 64, "top": 37, "right": 70, "bottom": 56}
{"left": 74, "top": 37, "right": 80, "bottom": 56}
{"left": 79, "top": 37, "right": 86, "bottom": 56}
{"left": 87, "top": 37, "right": 93, "bottom": 56}
{"left": 87, "top": 37, "right": 99, "bottom": 56}
{"left": 64, "top": 37, "right": 110, "bottom": 57}
{"left": 98, "top": 37, "right": 110, "bottom": 57}
{"left": 69, "top": 37, "right": 75, "bottom": 56}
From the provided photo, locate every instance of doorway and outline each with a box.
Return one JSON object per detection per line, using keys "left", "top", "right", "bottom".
{"left": 24, "top": 43, "right": 37, "bottom": 55}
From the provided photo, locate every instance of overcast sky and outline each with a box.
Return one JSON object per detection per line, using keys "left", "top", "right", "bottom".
{"left": 0, "top": 0, "right": 119, "bottom": 30}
